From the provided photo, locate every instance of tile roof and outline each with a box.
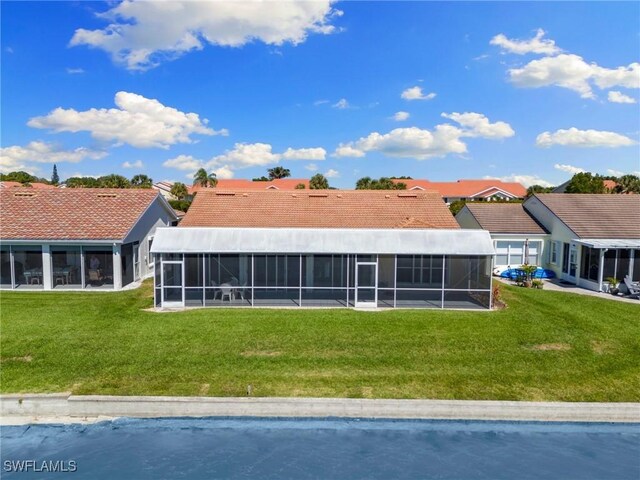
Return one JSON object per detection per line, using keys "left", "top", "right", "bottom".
{"left": 0, "top": 181, "right": 57, "bottom": 190}
{"left": 1, "top": 188, "right": 165, "bottom": 241}
{"left": 460, "top": 203, "right": 548, "bottom": 234}
{"left": 526, "top": 194, "right": 640, "bottom": 239}
{"left": 180, "top": 190, "right": 460, "bottom": 229}
{"left": 393, "top": 179, "right": 527, "bottom": 198}
{"left": 189, "top": 178, "right": 310, "bottom": 194}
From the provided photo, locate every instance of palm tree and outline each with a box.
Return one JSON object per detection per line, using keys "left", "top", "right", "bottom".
{"left": 193, "top": 168, "right": 218, "bottom": 188}
{"left": 355, "top": 177, "right": 372, "bottom": 190}
{"left": 267, "top": 166, "right": 291, "bottom": 180}
{"left": 130, "top": 174, "right": 153, "bottom": 188}
{"left": 170, "top": 182, "right": 189, "bottom": 200}
{"left": 309, "top": 173, "right": 329, "bottom": 189}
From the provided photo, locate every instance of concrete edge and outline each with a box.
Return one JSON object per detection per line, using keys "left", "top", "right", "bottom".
{"left": 2, "top": 394, "right": 639, "bottom": 424}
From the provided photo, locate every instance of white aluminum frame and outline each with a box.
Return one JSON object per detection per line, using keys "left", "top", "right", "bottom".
{"left": 355, "top": 260, "right": 378, "bottom": 308}
{"left": 160, "top": 259, "right": 185, "bottom": 308}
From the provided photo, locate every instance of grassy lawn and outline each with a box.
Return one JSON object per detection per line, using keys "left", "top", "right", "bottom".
{"left": 1, "top": 280, "right": 638, "bottom": 401}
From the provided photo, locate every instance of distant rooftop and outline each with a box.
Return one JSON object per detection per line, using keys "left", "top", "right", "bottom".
{"left": 392, "top": 179, "right": 527, "bottom": 198}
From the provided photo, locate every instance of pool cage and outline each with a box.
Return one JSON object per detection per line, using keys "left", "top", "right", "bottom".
{"left": 151, "top": 228, "right": 494, "bottom": 310}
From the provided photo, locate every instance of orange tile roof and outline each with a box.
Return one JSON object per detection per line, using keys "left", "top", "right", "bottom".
{"left": 189, "top": 178, "right": 309, "bottom": 194}
{"left": 1, "top": 188, "right": 165, "bottom": 241}
{"left": 393, "top": 179, "right": 527, "bottom": 198}
{"left": 0, "top": 181, "right": 57, "bottom": 190}
{"left": 181, "top": 190, "right": 459, "bottom": 229}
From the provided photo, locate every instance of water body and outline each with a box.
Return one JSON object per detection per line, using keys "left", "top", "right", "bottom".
{"left": 1, "top": 417, "right": 638, "bottom": 479}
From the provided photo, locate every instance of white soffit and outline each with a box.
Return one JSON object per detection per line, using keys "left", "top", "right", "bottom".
{"left": 150, "top": 227, "right": 495, "bottom": 255}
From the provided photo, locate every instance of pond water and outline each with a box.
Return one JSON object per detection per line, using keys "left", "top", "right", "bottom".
{"left": 1, "top": 417, "right": 638, "bottom": 479}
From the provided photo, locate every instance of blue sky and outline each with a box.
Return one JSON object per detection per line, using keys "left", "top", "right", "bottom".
{"left": 1, "top": 1, "right": 639, "bottom": 188}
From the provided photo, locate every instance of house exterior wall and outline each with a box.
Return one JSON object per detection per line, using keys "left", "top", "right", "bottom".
{"left": 123, "top": 197, "right": 176, "bottom": 280}
{"left": 454, "top": 208, "right": 481, "bottom": 229}
{"left": 523, "top": 198, "right": 580, "bottom": 283}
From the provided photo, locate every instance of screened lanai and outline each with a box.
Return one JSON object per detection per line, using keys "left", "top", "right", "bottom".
{"left": 150, "top": 227, "right": 495, "bottom": 310}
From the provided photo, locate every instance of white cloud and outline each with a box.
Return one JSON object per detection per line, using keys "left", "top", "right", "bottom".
{"left": 333, "top": 144, "right": 365, "bottom": 158}
{"left": 608, "top": 91, "right": 637, "bottom": 104}
{"left": 333, "top": 113, "right": 513, "bottom": 160}
{"left": 212, "top": 165, "right": 234, "bottom": 179}
{"left": 164, "top": 143, "right": 325, "bottom": 177}
{"left": 508, "top": 54, "right": 640, "bottom": 99}
{"left": 536, "top": 128, "right": 636, "bottom": 148}
{"left": 27, "top": 91, "right": 225, "bottom": 149}
{"left": 393, "top": 111, "right": 410, "bottom": 121}
{"left": 305, "top": 163, "right": 319, "bottom": 172}
{"left": 122, "top": 160, "right": 144, "bottom": 169}
{"left": 70, "top": 1, "right": 341, "bottom": 71}
{"left": 332, "top": 98, "right": 350, "bottom": 109}
{"left": 401, "top": 86, "right": 436, "bottom": 101}
{"left": 441, "top": 112, "right": 515, "bottom": 139}
{"left": 554, "top": 163, "right": 585, "bottom": 174}
{"left": 163, "top": 154, "right": 204, "bottom": 171}
{"left": 0, "top": 141, "right": 107, "bottom": 172}
{"left": 325, "top": 168, "right": 340, "bottom": 178}
{"left": 313, "top": 99, "right": 329, "bottom": 106}
{"left": 66, "top": 67, "right": 85, "bottom": 74}
{"left": 281, "top": 147, "right": 326, "bottom": 161}
{"left": 607, "top": 168, "right": 640, "bottom": 177}
{"left": 484, "top": 174, "right": 553, "bottom": 188}
{"left": 490, "top": 28, "right": 561, "bottom": 56}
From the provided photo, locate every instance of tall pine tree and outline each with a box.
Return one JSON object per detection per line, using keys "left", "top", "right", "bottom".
{"left": 51, "top": 164, "right": 60, "bottom": 185}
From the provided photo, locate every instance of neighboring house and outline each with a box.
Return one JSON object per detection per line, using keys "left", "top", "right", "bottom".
{"left": 153, "top": 179, "right": 311, "bottom": 200}
{"left": 0, "top": 181, "right": 57, "bottom": 190}
{"left": 552, "top": 179, "right": 618, "bottom": 193}
{"left": 150, "top": 190, "right": 495, "bottom": 310}
{"left": 524, "top": 194, "right": 639, "bottom": 291}
{"left": 456, "top": 203, "right": 549, "bottom": 271}
{"left": 391, "top": 179, "right": 527, "bottom": 204}
{"left": 0, "top": 188, "right": 178, "bottom": 291}
{"left": 458, "top": 193, "right": 640, "bottom": 291}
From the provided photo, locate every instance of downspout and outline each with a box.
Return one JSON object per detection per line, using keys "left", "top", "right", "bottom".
{"left": 597, "top": 248, "right": 607, "bottom": 292}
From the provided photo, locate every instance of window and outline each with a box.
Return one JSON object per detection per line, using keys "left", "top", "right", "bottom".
{"left": 550, "top": 241, "right": 558, "bottom": 265}
{"left": 147, "top": 237, "right": 154, "bottom": 267}
{"left": 527, "top": 241, "right": 541, "bottom": 266}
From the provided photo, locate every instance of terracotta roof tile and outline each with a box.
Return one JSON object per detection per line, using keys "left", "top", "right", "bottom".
{"left": 0, "top": 181, "right": 57, "bottom": 190}
{"left": 526, "top": 194, "right": 640, "bottom": 239}
{"left": 393, "top": 179, "right": 527, "bottom": 198}
{"left": 180, "top": 190, "right": 459, "bottom": 229}
{"left": 189, "top": 178, "right": 309, "bottom": 193}
{"left": 1, "top": 188, "right": 162, "bottom": 241}
{"left": 461, "top": 203, "right": 548, "bottom": 234}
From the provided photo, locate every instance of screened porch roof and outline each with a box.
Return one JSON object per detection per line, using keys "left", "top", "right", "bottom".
{"left": 150, "top": 227, "right": 495, "bottom": 255}
{"left": 573, "top": 238, "right": 640, "bottom": 249}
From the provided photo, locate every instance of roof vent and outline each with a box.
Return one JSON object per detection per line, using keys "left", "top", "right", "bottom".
{"left": 309, "top": 193, "right": 328, "bottom": 198}
{"left": 397, "top": 193, "right": 418, "bottom": 198}
{"left": 336, "top": 194, "right": 343, "bottom": 198}
{"left": 242, "top": 193, "right": 249, "bottom": 197}
{"left": 215, "top": 192, "right": 236, "bottom": 196}
{"left": 97, "top": 193, "right": 118, "bottom": 198}
{"left": 290, "top": 194, "right": 297, "bottom": 198}
{"left": 13, "top": 192, "right": 36, "bottom": 197}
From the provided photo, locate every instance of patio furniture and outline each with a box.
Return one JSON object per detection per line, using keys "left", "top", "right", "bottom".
{"left": 235, "top": 282, "right": 248, "bottom": 300}
{"left": 88, "top": 269, "right": 103, "bottom": 284}
{"left": 623, "top": 276, "right": 640, "bottom": 299}
{"left": 220, "top": 284, "right": 235, "bottom": 302}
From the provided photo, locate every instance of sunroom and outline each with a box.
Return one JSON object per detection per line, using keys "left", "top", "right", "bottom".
{"left": 150, "top": 227, "right": 495, "bottom": 310}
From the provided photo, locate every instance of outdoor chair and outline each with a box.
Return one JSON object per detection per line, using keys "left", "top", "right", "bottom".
{"left": 235, "top": 282, "right": 248, "bottom": 300}
{"left": 88, "top": 269, "right": 103, "bottom": 285}
{"left": 623, "top": 276, "right": 640, "bottom": 299}
{"left": 220, "top": 285, "right": 235, "bottom": 302}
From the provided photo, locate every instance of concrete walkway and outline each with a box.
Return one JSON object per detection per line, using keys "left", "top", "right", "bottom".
{"left": 1, "top": 394, "right": 638, "bottom": 425}
{"left": 496, "top": 277, "right": 640, "bottom": 304}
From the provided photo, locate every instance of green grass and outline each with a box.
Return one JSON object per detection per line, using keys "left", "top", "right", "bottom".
{"left": 1, "top": 280, "right": 638, "bottom": 401}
